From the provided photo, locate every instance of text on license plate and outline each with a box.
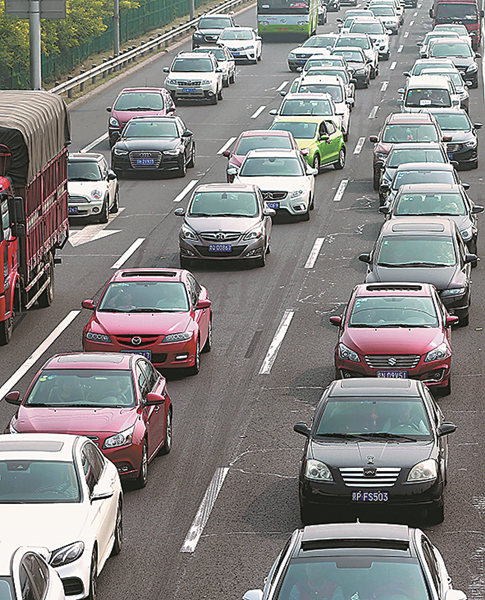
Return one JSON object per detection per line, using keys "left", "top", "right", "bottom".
{"left": 208, "top": 244, "right": 232, "bottom": 253}
{"left": 136, "top": 158, "right": 154, "bottom": 165}
{"left": 122, "top": 349, "right": 152, "bottom": 360}
{"left": 182, "top": 88, "right": 197, "bottom": 93}
{"left": 68, "top": 206, "right": 78, "bottom": 214}
{"left": 377, "top": 370, "right": 408, "bottom": 379}
{"left": 266, "top": 201, "right": 280, "bottom": 209}
{"left": 448, "top": 153, "right": 454, "bottom": 159}
{"left": 352, "top": 491, "right": 389, "bottom": 502}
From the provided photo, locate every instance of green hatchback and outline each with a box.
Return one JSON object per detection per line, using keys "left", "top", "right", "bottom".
{"left": 269, "top": 116, "right": 346, "bottom": 172}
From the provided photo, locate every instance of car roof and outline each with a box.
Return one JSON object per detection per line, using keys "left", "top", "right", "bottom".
{"left": 68, "top": 153, "right": 104, "bottom": 162}
{"left": 414, "top": 57, "right": 455, "bottom": 65}
{"left": 386, "top": 112, "right": 435, "bottom": 124}
{"left": 333, "top": 46, "right": 365, "bottom": 52}
{"left": 407, "top": 75, "right": 452, "bottom": 88}
{"left": 42, "top": 352, "right": 136, "bottom": 370}
{"left": 239, "top": 129, "right": 292, "bottom": 137}
{"left": 110, "top": 268, "right": 185, "bottom": 282}
{"left": 398, "top": 183, "right": 463, "bottom": 193}
{"left": 354, "top": 282, "right": 435, "bottom": 297}
{"left": 193, "top": 182, "right": 259, "bottom": 193}
{"left": 395, "top": 161, "right": 453, "bottom": 171}
{"left": 328, "top": 377, "right": 422, "bottom": 397}
{"left": 338, "top": 32, "right": 370, "bottom": 37}
{"left": 176, "top": 52, "right": 214, "bottom": 59}
{"left": 381, "top": 216, "right": 455, "bottom": 235}
{"left": 245, "top": 148, "right": 300, "bottom": 158}
{"left": 300, "top": 75, "right": 343, "bottom": 84}
{"left": 273, "top": 116, "right": 334, "bottom": 125}
{"left": 128, "top": 115, "right": 177, "bottom": 122}
{"left": 0, "top": 433, "right": 80, "bottom": 461}
{"left": 388, "top": 142, "right": 443, "bottom": 150}
{"left": 200, "top": 12, "right": 231, "bottom": 18}
{"left": 117, "top": 87, "right": 165, "bottom": 94}
{"left": 222, "top": 26, "right": 252, "bottom": 32}
{"left": 283, "top": 92, "right": 333, "bottom": 101}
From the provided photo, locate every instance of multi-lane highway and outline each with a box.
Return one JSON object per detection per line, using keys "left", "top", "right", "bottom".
{"left": 1, "top": 3, "right": 485, "bottom": 599}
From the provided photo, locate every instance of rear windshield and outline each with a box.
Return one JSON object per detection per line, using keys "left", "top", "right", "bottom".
{"left": 234, "top": 135, "right": 293, "bottom": 155}
{"left": 114, "top": 92, "right": 163, "bottom": 111}
{"left": 405, "top": 88, "right": 451, "bottom": 108}
{"left": 395, "top": 191, "right": 466, "bottom": 215}
{"left": 271, "top": 121, "right": 318, "bottom": 139}
{"left": 382, "top": 124, "right": 439, "bottom": 142}
{"left": 393, "top": 169, "right": 455, "bottom": 189}
{"left": 388, "top": 148, "right": 445, "bottom": 167}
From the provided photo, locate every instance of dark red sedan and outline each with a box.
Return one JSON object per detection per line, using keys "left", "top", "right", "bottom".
{"left": 330, "top": 283, "right": 458, "bottom": 394}
{"left": 5, "top": 352, "right": 172, "bottom": 487}
{"left": 82, "top": 268, "right": 212, "bottom": 375}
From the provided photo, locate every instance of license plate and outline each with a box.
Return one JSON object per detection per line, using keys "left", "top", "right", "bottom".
{"left": 122, "top": 349, "right": 152, "bottom": 360}
{"left": 208, "top": 244, "right": 232, "bottom": 252}
{"left": 182, "top": 87, "right": 197, "bottom": 93}
{"left": 377, "top": 370, "right": 408, "bottom": 379}
{"left": 448, "top": 153, "right": 454, "bottom": 159}
{"left": 136, "top": 158, "right": 154, "bottom": 165}
{"left": 266, "top": 201, "right": 280, "bottom": 210}
{"left": 352, "top": 491, "right": 389, "bottom": 502}
{"left": 68, "top": 206, "right": 78, "bottom": 214}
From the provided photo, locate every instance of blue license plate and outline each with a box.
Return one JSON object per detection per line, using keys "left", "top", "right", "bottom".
{"left": 68, "top": 206, "right": 78, "bottom": 214}
{"left": 266, "top": 201, "right": 280, "bottom": 210}
{"left": 136, "top": 158, "right": 154, "bottom": 165}
{"left": 377, "top": 371, "right": 408, "bottom": 379}
{"left": 208, "top": 244, "right": 232, "bottom": 253}
{"left": 352, "top": 491, "right": 389, "bottom": 502}
{"left": 448, "top": 153, "right": 454, "bottom": 159}
{"left": 182, "top": 88, "right": 197, "bottom": 93}
{"left": 122, "top": 349, "right": 152, "bottom": 360}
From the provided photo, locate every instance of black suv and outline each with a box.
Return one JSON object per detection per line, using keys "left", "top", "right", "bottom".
{"left": 192, "top": 13, "right": 236, "bottom": 49}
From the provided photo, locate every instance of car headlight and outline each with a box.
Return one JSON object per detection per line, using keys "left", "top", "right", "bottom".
{"left": 109, "top": 117, "right": 119, "bottom": 127}
{"left": 200, "top": 79, "right": 211, "bottom": 85}
{"left": 193, "top": 31, "right": 203, "bottom": 38}
{"left": 290, "top": 189, "right": 304, "bottom": 198}
{"left": 441, "top": 287, "right": 466, "bottom": 297}
{"left": 243, "top": 226, "right": 263, "bottom": 241}
{"left": 165, "top": 78, "right": 176, "bottom": 85}
{"left": 181, "top": 224, "right": 198, "bottom": 241}
{"left": 338, "top": 343, "right": 360, "bottom": 362}
{"left": 90, "top": 189, "right": 103, "bottom": 200}
{"left": 164, "top": 149, "right": 182, "bottom": 155}
{"left": 464, "top": 140, "right": 477, "bottom": 148}
{"left": 288, "top": 52, "right": 296, "bottom": 59}
{"left": 113, "top": 148, "right": 128, "bottom": 156}
{"left": 305, "top": 459, "right": 333, "bottom": 481}
{"left": 425, "top": 342, "right": 450, "bottom": 363}
{"left": 376, "top": 152, "right": 387, "bottom": 159}
{"left": 103, "top": 425, "right": 135, "bottom": 449}
{"left": 85, "top": 331, "right": 111, "bottom": 343}
{"left": 461, "top": 227, "right": 473, "bottom": 241}
{"left": 9, "top": 422, "right": 18, "bottom": 434}
{"left": 50, "top": 542, "right": 85, "bottom": 567}
{"left": 467, "top": 64, "right": 478, "bottom": 73}
{"left": 407, "top": 459, "right": 437, "bottom": 482}
{"left": 162, "top": 332, "right": 192, "bottom": 343}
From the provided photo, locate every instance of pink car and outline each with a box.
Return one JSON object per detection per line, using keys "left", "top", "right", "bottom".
{"left": 107, "top": 87, "right": 176, "bottom": 147}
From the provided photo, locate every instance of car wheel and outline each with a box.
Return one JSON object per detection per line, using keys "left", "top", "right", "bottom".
{"left": 364, "top": 76, "right": 369, "bottom": 88}
{"left": 159, "top": 408, "right": 173, "bottom": 455}
{"left": 99, "top": 197, "right": 109, "bottom": 223}
{"left": 110, "top": 187, "right": 119, "bottom": 213}
{"left": 383, "top": 52, "right": 390, "bottom": 60}
{"left": 177, "top": 157, "right": 187, "bottom": 178}
{"left": 0, "top": 311, "right": 14, "bottom": 346}
{"left": 370, "top": 66, "right": 376, "bottom": 79}
{"left": 111, "top": 501, "right": 123, "bottom": 555}
{"left": 334, "top": 147, "right": 346, "bottom": 170}
{"left": 373, "top": 168, "right": 380, "bottom": 190}
{"left": 312, "top": 154, "right": 321, "bottom": 174}
{"left": 229, "top": 72, "right": 235, "bottom": 84}
{"left": 223, "top": 78, "right": 229, "bottom": 88}
{"left": 439, "top": 377, "right": 451, "bottom": 397}
{"left": 309, "top": 193, "right": 314, "bottom": 210}
{"left": 471, "top": 159, "right": 478, "bottom": 170}
{"left": 254, "top": 249, "right": 266, "bottom": 267}
{"left": 87, "top": 549, "right": 98, "bottom": 600}
{"left": 217, "top": 87, "right": 223, "bottom": 100}
{"left": 300, "top": 208, "right": 310, "bottom": 221}
{"left": 134, "top": 441, "right": 148, "bottom": 489}
{"left": 289, "top": 66, "right": 298, "bottom": 72}
{"left": 187, "top": 144, "right": 195, "bottom": 168}
{"left": 202, "top": 318, "right": 212, "bottom": 353}
{"left": 257, "top": 50, "right": 262, "bottom": 61}
{"left": 427, "top": 497, "right": 445, "bottom": 525}
{"left": 211, "top": 92, "right": 218, "bottom": 105}
{"left": 187, "top": 338, "right": 201, "bottom": 375}
{"left": 38, "top": 253, "right": 54, "bottom": 308}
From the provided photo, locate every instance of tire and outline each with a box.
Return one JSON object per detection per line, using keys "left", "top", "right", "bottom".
{"left": 87, "top": 549, "right": 98, "bottom": 600}
{"left": 300, "top": 209, "right": 310, "bottom": 222}
{"left": 134, "top": 441, "right": 148, "bottom": 489}
{"left": 427, "top": 498, "right": 445, "bottom": 525}
{"left": 289, "top": 66, "right": 298, "bottom": 72}
{"left": 217, "top": 87, "right": 223, "bottom": 100}
{"left": 110, "top": 187, "right": 119, "bottom": 213}
{"left": 0, "top": 313, "right": 14, "bottom": 346}
{"left": 223, "top": 78, "right": 229, "bottom": 88}
{"left": 313, "top": 154, "right": 321, "bottom": 174}
{"left": 211, "top": 93, "right": 218, "bottom": 105}
{"left": 38, "top": 254, "right": 54, "bottom": 308}
{"left": 159, "top": 408, "right": 173, "bottom": 455}
{"left": 202, "top": 318, "right": 212, "bottom": 353}
{"left": 309, "top": 194, "right": 314, "bottom": 210}
{"left": 440, "top": 378, "right": 451, "bottom": 397}
{"left": 187, "top": 144, "right": 195, "bottom": 168}
{"left": 370, "top": 66, "right": 376, "bottom": 79}
{"left": 187, "top": 338, "right": 201, "bottom": 376}
{"left": 343, "top": 129, "right": 348, "bottom": 142}
{"left": 254, "top": 249, "right": 266, "bottom": 267}
{"left": 177, "top": 157, "right": 187, "bottom": 178}
{"left": 382, "top": 52, "right": 390, "bottom": 61}
{"left": 334, "top": 147, "right": 346, "bottom": 170}
{"left": 229, "top": 72, "right": 235, "bottom": 84}
{"left": 98, "top": 197, "right": 109, "bottom": 223}
{"left": 111, "top": 501, "right": 123, "bottom": 556}
{"left": 364, "top": 77, "right": 369, "bottom": 89}
{"left": 459, "top": 310, "right": 469, "bottom": 327}
{"left": 257, "top": 51, "right": 262, "bottom": 62}
{"left": 373, "top": 168, "right": 380, "bottom": 191}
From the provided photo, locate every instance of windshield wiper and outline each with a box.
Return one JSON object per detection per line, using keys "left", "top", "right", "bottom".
{"left": 397, "top": 261, "right": 448, "bottom": 267}
{"left": 315, "top": 432, "right": 376, "bottom": 441}
{"left": 98, "top": 308, "right": 129, "bottom": 313}
{"left": 71, "top": 177, "right": 98, "bottom": 182}
{"left": 359, "top": 432, "right": 419, "bottom": 442}
{"left": 126, "top": 308, "right": 166, "bottom": 312}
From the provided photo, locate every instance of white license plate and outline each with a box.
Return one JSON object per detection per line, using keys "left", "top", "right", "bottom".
{"left": 352, "top": 491, "right": 389, "bottom": 502}
{"left": 377, "top": 371, "right": 408, "bottom": 379}
{"left": 208, "top": 244, "right": 232, "bottom": 253}
{"left": 122, "top": 349, "right": 152, "bottom": 360}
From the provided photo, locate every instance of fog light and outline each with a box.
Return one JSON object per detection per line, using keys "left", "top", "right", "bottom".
{"left": 175, "top": 353, "right": 189, "bottom": 360}
{"left": 92, "top": 207, "right": 100, "bottom": 213}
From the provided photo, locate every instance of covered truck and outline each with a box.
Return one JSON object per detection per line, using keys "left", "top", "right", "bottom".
{"left": 0, "top": 90, "right": 70, "bottom": 344}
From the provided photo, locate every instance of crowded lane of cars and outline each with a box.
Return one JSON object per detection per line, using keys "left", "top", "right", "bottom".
{"left": 0, "top": 1, "right": 484, "bottom": 600}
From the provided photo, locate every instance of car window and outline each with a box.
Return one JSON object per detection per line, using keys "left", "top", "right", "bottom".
{"left": 138, "top": 359, "right": 157, "bottom": 392}
{"left": 186, "top": 274, "right": 202, "bottom": 303}
{"left": 377, "top": 235, "right": 456, "bottom": 267}
{"left": 83, "top": 442, "right": 103, "bottom": 485}
{"left": 239, "top": 156, "right": 304, "bottom": 177}
{"left": 235, "top": 135, "right": 293, "bottom": 154}
{"left": 393, "top": 169, "right": 455, "bottom": 189}
{"left": 349, "top": 295, "right": 438, "bottom": 328}
{"left": 388, "top": 148, "right": 445, "bottom": 167}
{"left": 68, "top": 161, "right": 102, "bottom": 182}
{"left": 326, "top": 121, "right": 337, "bottom": 134}
{"left": 382, "top": 124, "right": 439, "bottom": 143}
{"left": 114, "top": 92, "right": 164, "bottom": 111}
{"left": 135, "top": 362, "right": 149, "bottom": 398}
{"left": 19, "top": 565, "right": 35, "bottom": 600}
{"left": 272, "top": 121, "right": 318, "bottom": 140}
{"left": 23, "top": 554, "right": 48, "bottom": 600}
{"left": 394, "top": 192, "right": 466, "bottom": 216}
{"left": 421, "top": 538, "right": 441, "bottom": 592}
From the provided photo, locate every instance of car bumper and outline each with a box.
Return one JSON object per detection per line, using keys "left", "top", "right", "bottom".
{"left": 440, "top": 290, "right": 470, "bottom": 316}
{"left": 263, "top": 194, "right": 310, "bottom": 216}
{"left": 166, "top": 85, "right": 216, "bottom": 101}
{"left": 459, "top": 70, "right": 478, "bottom": 87}
{"left": 68, "top": 199, "right": 104, "bottom": 218}
{"left": 103, "top": 442, "right": 143, "bottom": 478}
{"left": 112, "top": 154, "right": 183, "bottom": 173}
{"left": 227, "top": 48, "right": 257, "bottom": 61}
{"left": 447, "top": 145, "right": 477, "bottom": 166}
{"left": 288, "top": 57, "right": 312, "bottom": 69}
{"left": 58, "top": 549, "right": 93, "bottom": 599}
{"left": 180, "top": 237, "right": 266, "bottom": 261}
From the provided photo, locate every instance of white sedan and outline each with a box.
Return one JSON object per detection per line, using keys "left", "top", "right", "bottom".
{"left": 218, "top": 27, "right": 262, "bottom": 63}
{"left": 229, "top": 149, "right": 317, "bottom": 221}
{"left": 0, "top": 434, "right": 123, "bottom": 600}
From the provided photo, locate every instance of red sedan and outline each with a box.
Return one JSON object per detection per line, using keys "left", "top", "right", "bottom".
{"left": 5, "top": 352, "right": 172, "bottom": 487}
{"left": 330, "top": 283, "right": 458, "bottom": 394}
{"left": 82, "top": 268, "right": 211, "bottom": 375}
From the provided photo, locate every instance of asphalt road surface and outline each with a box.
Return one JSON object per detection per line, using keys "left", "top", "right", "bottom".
{"left": 2, "top": 3, "right": 485, "bottom": 600}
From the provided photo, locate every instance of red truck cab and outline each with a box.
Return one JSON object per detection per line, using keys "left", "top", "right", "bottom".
{"left": 430, "top": 0, "right": 483, "bottom": 49}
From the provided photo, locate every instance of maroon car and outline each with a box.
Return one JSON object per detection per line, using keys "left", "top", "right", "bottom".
{"left": 5, "top": 352, "right": 173, "bottom": 487}
{"left": 330, "top": 282, "right": 458, "bottom": 394}
{"left": 107, "top": 87, "right": 175, "bottom": 147}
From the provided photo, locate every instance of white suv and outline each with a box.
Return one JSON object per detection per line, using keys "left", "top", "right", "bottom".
{"left": 163, "top": 52, "right": 223, "bottom": 105}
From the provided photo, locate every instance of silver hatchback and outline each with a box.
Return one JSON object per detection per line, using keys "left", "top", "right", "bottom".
{"left": 174, "top": 183, "right": 274, "bottom": 267}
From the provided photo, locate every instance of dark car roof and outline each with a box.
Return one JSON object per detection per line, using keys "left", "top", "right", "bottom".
{"left": 117, "top": 87, "right": 167, "bottom": 94}
{"left": 328, "top": 377, "right": 422, "bottom": 397}
{"left": 381, "top": 216, "right": 455, "bottom": 236}
{"left": 111, "top": 268, "right": 185, "bottom": 282}
{"left": 354, "top": 282, "right": 435, "bottom": 297}
{"left": 43, "top": 352, "right": 134, "bottom": 370}
{"left": 385, "top": 112, "right": 435, "bottom": 124}
{"left": 127, "top": 115, "right": 178, "bottom": 123}
{"left": 398, "top": 183, "right": 463, "bottom": 194}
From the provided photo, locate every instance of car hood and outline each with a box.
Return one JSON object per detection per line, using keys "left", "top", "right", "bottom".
{"left": 223, "top": 40, "right": 255, "bottom": 49}
{"left": 184, "top": 215, "right": 259, "bottom": 233}
{"left": 293, "top": 47, "right": 331, "bottom": 55}
{"left": 168, "top": 71, "right": 215, "bottom": 80}
{"left": 310, "top": 439, "right": 433, "bottom": 467}
{"left": 91, "top": 310, "right": 192, "bottom": 336}
{"left": 114, "top": 137, "right": 180, "bottom": 152}
{"left": 68, "top": 180, "right": 107, "bottom": 195}
{"left": 369, "top": 265, "right": 457, "bottom": 290}
{"left": 341, "top": 326, "right": 445, "bottom": 355}
{"left": 234, "top": 175, "right": 310, "bottom": 191}
{"left": 198, "top": 28, "right": 225, "bottom": 35}
{"left": 228, "top": 154, "right": 244, "bottom": 168}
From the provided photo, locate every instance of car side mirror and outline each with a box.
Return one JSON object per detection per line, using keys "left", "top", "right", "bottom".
{"left": 438, "top": 422, "right": 457, "bottom": 437}
{"left": 444, "top": 590, "right": 466, "bottom": 600}
{"left": 107, "top": 170, "right": 117, "bottom": 180}
{"left": 293, "top": 422, "right": 311, "bottom": 437}
{"left": 369, "top": 135, "right": 378, "bottom": 143}
{"left": 446, "top": 315, "right": 459, "bottom": 326}
{"left": 182, "top": 130, "right": 193, "bottom": 138}
{"left": 243, "top": 591, "right": 264, "bottom": 600}
{"left": 227, "top": 167, "right": 238, "bottom": 176}
{"left": 347, "top": 97, "right": 354, "bottom": 105}
{"left": 300, "top": 148, "right": 309, "bottom": 156}
{"left": 397, "top": 88, "right": 404, "bottom": 95}
{"left": 167, "top": 107, "right": 176, "bottom": 113}
{"left": 91, "top": 483, "right": 114, "bottom": 502}
{"left": 196, "top": 299, "right": 211, "bottom": 310}
{"left": 280, "top": 90, "right": 287, "bottom": 96}
{"left": 329, "top": 316, "right": 342, "bottom": 326}
{"left": 465, "top": 81, "right": 473, "bottom": 87}
{"left": 378, "top": 206, "right": 389, "bottom": 214}
{"left": 263, "top": 207, "right": 276, "bottom": 217}
{"left": 82, "top": 299, "right": 95, "bottom": 310}
{"left": 428, "top": 8, "right": 433, "bottom": 16}
{"left": 475, "top": 52, "right": 481, "bottom": 58}
{"left": 307, "top": 166, "right": 318, "bottom": 175}
{"left": 216, "top": 68, "right": 223, "bottom": 73}
{"left": 474, "top": 122, "right": 483, "bottom": 130}
{"left": 320, "top": 133, "right": 329, "bottom": 141}
{"left": 359, "top": 253, "right": 371, "bottom": 263}
{"left": 296, "top": 66, "right": 302, "bottom": 72}
{"left": 257, "top": 36, "right": 262, "bottom": 41}
{"left": 350, "top": 78, "right": 357, "bottom": 84}
{"left": 106, "top": 106, "right": 112, "bottom": 112}
{"left": 450, "top": 160, "right": 459, "bottom": 167}
{"left": 462, "top": 182, "right": 470, "bottom": 190}
{"left": 222, "top": 150, "right": 231, "bottom": 158}
{"left": 5, "top": 391, "right": 21, "bottom": 406}
{"left": 111, "top": 131, "right": 120, "bottom": 142}
{"left": 465, "top": 253, "right": 477, "bottom": 264}
{"left": 442, "top": 135, "right": 452, "bottom": 143}
{"left": 174, "top": 207, "right": 185, "bottom": 216}
{"left": 163, "top": 66, "right": 170, "bottom": 73}
{"left": 386, "top": 29, "right": 393, "bottom": 35}
{"left": 403, "top": 71, "right": 410, "bottom": 77}
{"left": 472, "top": 205, "right": 484, "bottom": 214}
{"left": 375, "top": 160, "right": 384, "bottom": 168}
{"left": 145, "top": 392, "right": 165, "bottom": 406}
{"left": 380, "top": 183, "right": 390, "bottom": 192}
{"left": 269, "top": 109, "right": 278, "bottom": 115}
{"left": 336, "top": 17, "right": 343, "bottom": 22}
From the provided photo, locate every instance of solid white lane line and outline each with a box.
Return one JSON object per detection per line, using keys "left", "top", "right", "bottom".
{"left": 333, "top": 179, "right": 348, "bottom": 202}
{"left": 173, "top": 179, "right": 199, "bottom": 203}
{"left": 404, "top": 31, "right": 409, "bottom": 38}
{"left": 251, "top": 105, "right": 266, "bottom": 119}
{"left": 413, "top": 10, "right": 418, "bottom": 15}
{"left": 353, "top": 137, "right": 365, "bottom": 154}
{"left": 369, "top": 106, "right": 379, "bottom": 119}
{"left": 259, "top": 309, "right": 295, "bottom": 375}
{"left": 380, "top": 80, "right": 389, "bottom": 92}
{"left": 398, "top": 45, "right": 403, "bottom": 52}
{"left": 111, "top": 238, "right": 145, "bottom": 269}
{"left": 69, "top": 208, "right": 125, "bottom": 247}
{"left": 0, "top": 311, "right": 81, "bottom": 398}
{"left": 390, "top": 61, "right": 397, "bottom": 70}
{"left": 217, "top": 137, "right": 237, "bottom": 155}
{"left": 80, "top": 132, "right": 109, "bottom": 153}
{"left": 305, "top": 237, "right": 325, "bottom": 269}
{"left": 277, "top": 80, "right": 289, "bottom": 91}
{"left": 180, "top": 467, "right": 229, "bottom": 553}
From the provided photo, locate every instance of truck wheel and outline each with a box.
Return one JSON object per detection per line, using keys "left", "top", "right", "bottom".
{"left": 0, "top": 313, "right": 14, "bottom": 345}
{"left": 38, "top": 254, "right": 54, "bottom": 308}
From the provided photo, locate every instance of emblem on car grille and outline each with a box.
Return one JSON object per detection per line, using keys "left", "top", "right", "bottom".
{"left": 138, "top": 153, "right": 151, "bottom": 158}
{"left": 131, "top": 336, "right": 142, "bottom": 346}
{"left": 388, "top": 357, "right": 397, "bottom": 366}
{"left": 263, "top": 192, "right": 273, "bottom": 200}
{"left": 364, "top": 467, "right": 377, "bottom": 477}
{"left": 216, "top": 233, "right": 225, "bottom": 241}
{"left": 366, "top": 456, "right": 375, "bottom": 464}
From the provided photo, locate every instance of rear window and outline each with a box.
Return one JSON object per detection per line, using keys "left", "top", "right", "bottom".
{"left": 382, "top": 124, "right": 439, "bottom": 143}
{"left": 234, "top": 135, "right": 293, "bottom": 155}
{"left": 405, "top": 88, "right": 451, "bottom": 108}
{"left": 114, "top": 92, "right": 163, "bottom": 111}
{"left": 388, "top": 148, "right": 445, "bottom": 166}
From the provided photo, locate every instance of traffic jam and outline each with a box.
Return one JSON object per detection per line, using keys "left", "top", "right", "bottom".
{"left": 0, "top": 0, "right": 483, "bottom": 597}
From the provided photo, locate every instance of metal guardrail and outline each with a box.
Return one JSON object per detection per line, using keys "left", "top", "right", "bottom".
{"left": 50, "top": 0, "right": 253, "bottom": 97}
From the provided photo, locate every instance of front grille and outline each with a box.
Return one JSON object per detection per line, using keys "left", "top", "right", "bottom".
{"left": 340, "top": 467, "right": 401, "bottom": 488}
{"left": 114, "top": 335, "right": 160, "bottom": 347}
{"left": 261, "top": 191, "right": 288, "bottom": 201}
{"left": 197, "top": 245, "right": 246, "bottom": 257}
{"left": 69, "top": 195, "right": 89, "bottom": 204}
{"left": 177, "top": 80, "right": 202, "bottom": 87}
{"left": 365, "top": 355, "right": 420, "bottom": 369}
{"left": 447, "top": 143, "right": 462, "bottom": 152}
{"left": 152, "top": 353, "right": 168, "bottom": 363}
{"left": 200, "top": 232, "right": 241, "bottom": 241}
{"left": 204, "top": 35, "right": 218, "bottom": 42}
{"left": 62, "top": 578, "right": 84, "bottom": 596}
{"left": 129, "top": 151, "right": 162, "bottom": 168}
{"left": 296, "top": 53, "right": 310, "bottom": 59}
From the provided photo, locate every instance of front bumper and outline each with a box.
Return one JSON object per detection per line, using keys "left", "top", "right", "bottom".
{"left": 58, "top": 549, "right": 93, "bottom": 600}
{"left": 180, "top": 236, "right": 265, "bottom": 261}
{"left": 440, "top": 289, "right": 470, "bottom": 317}
{"left": 447, "top": 143, "right": 478, "bottom": 167}
{"left": 262, "top": 193, "right": 310, "bottom": 216}
{"left": 458, "top": 69, "right": 478, "bottom": 87}
{"left": 227, "top": 47, "right": 257, "bottom": 61}
{"left": 166, "top": 84, "right": 217, "bottom": 101}
{"left": 68, "top": 197, "right": 104, "bottom": 218}
{"left": 288, "top": 56, "right": 312, "bottom": 69}
{"left": 112, "top": 153, "right": 183, "bottom": 174}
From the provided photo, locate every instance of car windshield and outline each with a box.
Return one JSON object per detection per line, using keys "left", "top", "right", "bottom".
{"left": 393, "top": 169, "right": 454, "bottom": 189}
{"left": 188, "top": 191, "right": 259, "bottom": 216}
{"left": 281, "top": 98, "right": 333, "bottom": 115}
{"left": 98, "top": 280, "right": 189, "bottom": 312}
{"left": 306, "top": 58, "right": 344, "bottom": 69}
{"left": 220, "top": 29, "right": 253, "bottom": 40}
{"left": 388, "top": 148, "right": 445, "bottom": 167}
{"left": 24, "top": 369, "right": 136, "bottom": 408}
{"left": 315, "top": 398, "right": 432, "bottom": 437}
{"left": 193, "top": 47, "right": 226, "bottom": 60}
{"left": 350, "top": 21, "right": 385, "bottom": 34}
{"left": 434, "top": 24, "right": 469, "bottom": 34}
{"left": 336, "top": 37, "right": 370, "bottom": 49}
{"left": 405, "top": 88, "right": 451, "bottom": 107}
{"left": 431, "top": 41, "right": 473, "bottom": 57}
{"left": 198, "top": 17, "right": 232, "bottom": 28}
{"left": 235, "top": 135, "right": 293, "bottom": 154}
{"left": 302, "top": 36, "right": 335, "bottom": 47}
{"left": 123, "top": 120, "right": 178, "bottom": 138}
{"left": 114, "top": 92, "right": 163, "bottom": 111}
{"left": 312, "top": 69, "right": 349, "bottom": 82}
{"left": 239, "top": 156, "right": 304, "bottom": 176}
{"left": 271, "top": 121, "right": 318, "bottom": 139}
{"left": 333, "top": 49, "right": 364, "bottom": 62}
{"left": 171, "top": 57, "right": 213, "bottom": 72}
{"left": 0, "top": 460, "right": 80, "bottom": 503}
{"left": 68, "top": 161, "right": 101, "bottom": 181}
{"left": 0, "top": 579, "right": 13, "bottom": 600}
{"left": 382, "top": 124, "right": 439, "bottom": 142}
{"left": 377, "top": 235, "right": 456, "bottom": 266}
{"left": 413, "top": 61, "right": 452, "bottom": 74}
{"left": 434, "top": 112, "right": 472, "bottom": 130}
{"left": 395, "top": 192, "right": 466, "bottom": 215}
{"left": 276, "top": 558, "right": 431, "bottom": 600}
{"left": 349, "top": 295, "right": 438, "bottom": 327}
{"left": 436, "top": 2, "right": 478, "bottom": 21}
{"left": 299, "top": 84, "right": 343, "bottom": 102}
{"left": 370, "top": 6, "right": 395, "bottom": 14}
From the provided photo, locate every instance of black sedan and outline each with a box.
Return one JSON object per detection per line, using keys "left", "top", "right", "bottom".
{"left": 111, "top": 115, "right": 195, "bottom": 178}
{"left": 294, "top": 378, "right": 456, "bottom": 525}
{"left": 331, "top": 47, "right": 371, "bottom": 88}
{"left": 434, "top": 110, "right": 481, "bottom": 169}
{"left": 428, "top": 39, "right": 480, "bottom": 88}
